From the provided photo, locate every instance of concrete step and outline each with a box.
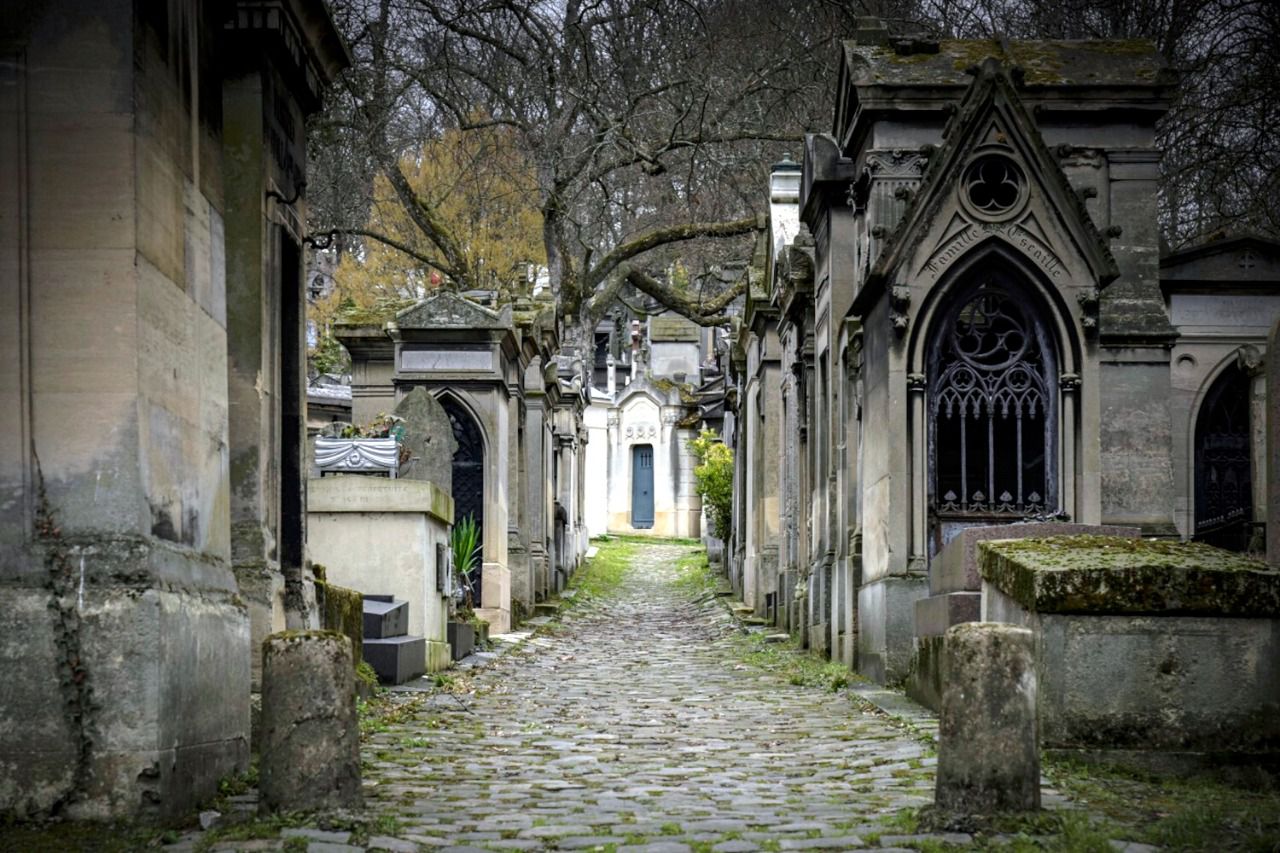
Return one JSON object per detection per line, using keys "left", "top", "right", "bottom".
{"left": 363, "top": 596, "right": 409, "bottom": 639}
{"left": 363, "top": 635, "right": 426, "bottom": 684}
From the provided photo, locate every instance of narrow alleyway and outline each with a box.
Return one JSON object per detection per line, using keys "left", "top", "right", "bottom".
{"left": 360, "top": 542, "right": 942, "bottom": 850}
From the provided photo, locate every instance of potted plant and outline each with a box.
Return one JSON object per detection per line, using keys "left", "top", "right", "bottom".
{"left": 315, "top": 413, "right": 408, "bottom": 477}
{"left": 447, "top": 514, "right": 481, "bottom": 660}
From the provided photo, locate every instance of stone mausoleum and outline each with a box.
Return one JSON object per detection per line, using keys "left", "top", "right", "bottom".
{"left": 727, "top": 24, "right": 1280, "bottom": 689}
{"left": 583, "top": 312, "right": 715, "bottom": 539}
{"left": 337, "top": 291, "right": 591, "bottom": 633}
{"left": 0, "top": 0, "right": 348, "bottom": 818}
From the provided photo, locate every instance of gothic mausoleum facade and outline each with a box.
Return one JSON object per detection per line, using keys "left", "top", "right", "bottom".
{"left": 727, "top": 26, "right": 1280, "bottom": 685}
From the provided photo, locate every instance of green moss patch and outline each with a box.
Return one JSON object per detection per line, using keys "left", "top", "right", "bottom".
{"left": 979, "top": 535, "right": 1279, "bottom": 615}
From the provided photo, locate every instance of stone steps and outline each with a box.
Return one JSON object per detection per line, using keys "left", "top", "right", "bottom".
{"left": 362, "top": 595, "right": 426, "bottom": 684}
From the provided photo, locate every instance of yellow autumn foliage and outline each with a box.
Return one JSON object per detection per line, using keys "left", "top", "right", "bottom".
{"left": 311, "top": 124, "right": 546, "bottom": 337}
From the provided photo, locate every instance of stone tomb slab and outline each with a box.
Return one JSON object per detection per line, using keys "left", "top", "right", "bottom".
{"left": 931, "top": 522, "right": 1141, "bottom": 596}
{"left": 980, "top": 535, "right": 1280, "bottom": 762}
{"left": 907, "top": 523, "right": 1140, "bottom": 710}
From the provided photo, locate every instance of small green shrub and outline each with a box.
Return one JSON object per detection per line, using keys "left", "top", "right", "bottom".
{"left": 688, "top": 429, "right": 733, "bottom": 539}
{"left": 451, "top": 513, "right": 482, "bottom": 609}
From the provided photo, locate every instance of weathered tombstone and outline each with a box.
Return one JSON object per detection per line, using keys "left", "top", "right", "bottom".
{"left": 259, "top": 631, "right": 362, "bottom": 812}
{"left": 936, "top": 622, "right": 1039, "bottom": 814}
{"left": 1269, "top": 318, "right": 1280, "bottom": 568}
{"left": 394, "top": 387, "right": 457, "bottom": 490}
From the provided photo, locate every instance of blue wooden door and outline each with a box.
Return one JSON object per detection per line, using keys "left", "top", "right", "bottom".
{"left": 631, "top": 444, "right": 654, "bottom": 529}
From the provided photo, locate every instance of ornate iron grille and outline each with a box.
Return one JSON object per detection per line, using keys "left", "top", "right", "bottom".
{"left": 1194, "top": 365, "right": 1252, "bottom": 551}
{"left": 930, "top": 280, "right": 1056, "bottom": 525}
{"left": 442, "top": 396, "right": 485, "bottom": 602}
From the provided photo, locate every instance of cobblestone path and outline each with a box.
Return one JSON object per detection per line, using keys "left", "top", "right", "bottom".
{"left": 360, "top": 542, "right": 947, "bottom": 851}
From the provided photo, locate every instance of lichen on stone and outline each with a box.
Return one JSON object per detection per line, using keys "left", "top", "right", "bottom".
{"left": 979, "top": 535, "right": 1279, "bottom": 616}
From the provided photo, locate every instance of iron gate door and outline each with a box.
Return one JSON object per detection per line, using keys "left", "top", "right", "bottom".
{"left": 1194, "top": 365, "right": 1253, "bottom": 551}
{"left": 631, "top": 444, "right": 654, "bottom": 529}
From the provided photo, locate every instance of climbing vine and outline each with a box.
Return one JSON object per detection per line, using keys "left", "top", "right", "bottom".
{"left": 33, "top": 456, "right": 95, "bottom": 814}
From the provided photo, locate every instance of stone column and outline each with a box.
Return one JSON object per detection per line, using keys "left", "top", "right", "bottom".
{"left": 936, "top": 622, "right": 1039, "bottom": 813}
{"left": 1269, "top": 318, "right": 1280, "bottom": 567}
{"left": 259, "top": 631, "right": 361, "bottom": 812}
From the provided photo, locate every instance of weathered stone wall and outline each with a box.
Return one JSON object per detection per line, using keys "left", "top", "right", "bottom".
{"left": 856, "top": 298, "right": 926, "bottom": 683}
{"left": 0, "top": 0, "right": 250, "bottom": 819}
{"left": 1099, "top": 356, "right": 1177, "bottom": 534}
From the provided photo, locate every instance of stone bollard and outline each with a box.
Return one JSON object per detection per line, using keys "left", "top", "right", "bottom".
{"left": 259, "top": 630, "right": 362, "bottom": 813}
{"left": 936, "top": 622, "right": 1039, "bottom": 813}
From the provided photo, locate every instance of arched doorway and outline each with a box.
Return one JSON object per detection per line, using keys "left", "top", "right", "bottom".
{"left": 1193, "top": 364, "right": 1253, "bottom": 551}
{"left": 440, "top": 396, "right": 485, "bottom": 604}
{"left": 927, "top": 272, "right": 1058, "bottom": 553}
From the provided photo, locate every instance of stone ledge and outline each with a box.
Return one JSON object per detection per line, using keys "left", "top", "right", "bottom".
{"left": 979, "top": 535, "right": 1280, "bottom": 616}
{"left": 932, "top": 522, "right": 1139, "bottom": 594}
{"left": 308, "top": 475, "right": 453, "bottom": 523}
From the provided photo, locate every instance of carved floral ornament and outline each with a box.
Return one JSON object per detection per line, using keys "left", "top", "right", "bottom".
{"left": 866, "top": 148, "right": 928, "bottom": 178}
{"left": 624, "top": 423, "right": 658, "bottom": 439}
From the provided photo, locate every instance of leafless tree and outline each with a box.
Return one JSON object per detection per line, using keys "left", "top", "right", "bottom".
{"left": 309, "top": 0, "right": 1277, "bottom": 343}
{"left": 310, "top": 0, "right": 930, "bottom": 342}
{"left": 913, "top": 0, "right": 1280, "bottom": 245}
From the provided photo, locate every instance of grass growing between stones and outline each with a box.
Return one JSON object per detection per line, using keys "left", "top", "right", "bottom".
{"left": 673, "top": 549, "right": 719, "bottom": 598}
{"left": 358, "top": 691, "right": 426, "bottom": 740}
{"left": 726, "top": 628, "right": 866, "bottom": 693}
{"left": 567, "top": 537, "right": 638, "bottom": 604}
{"left": 1040, "top": 756, "right": 1280, "bottom": 851}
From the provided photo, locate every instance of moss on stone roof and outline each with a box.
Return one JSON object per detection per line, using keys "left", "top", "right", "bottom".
{"left": 979, "top": 535, "right": 1279, "bottom": 616}
{"left": 850, "top": 39, "right": 1166, "bottom": 88}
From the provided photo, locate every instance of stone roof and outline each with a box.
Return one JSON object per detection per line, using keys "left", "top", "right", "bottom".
{"left": 393, "top": 291, "right": 512, "bottom": 330}
{"left": 1160, "top": 234, "right": 1280, "bottom": 284}
{"left": 843, "top": 38, "right": 1169, "bottom": 89}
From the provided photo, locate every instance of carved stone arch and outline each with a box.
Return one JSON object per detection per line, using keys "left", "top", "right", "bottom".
{"left": 908, "top": 239, "right": 1079, "bottom": 377}
{"left": 1189, "top": 352, "right": 1257, "bottom": 551}
{"left": 911, "top": 249, "right": 1073, "bottom": 556}
{"left": 434, "top": 390, "right": 488, "bottom": 602}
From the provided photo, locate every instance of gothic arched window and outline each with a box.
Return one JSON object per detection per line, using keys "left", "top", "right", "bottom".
{"left": 1194, "top": 364, "right": 1253, "bottom": 551}
{"left": 929, "top": 274, "right": 1058, "bottom": 548}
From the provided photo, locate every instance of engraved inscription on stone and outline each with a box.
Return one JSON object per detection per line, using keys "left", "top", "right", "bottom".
{"left": 401, "top": 345, "right": 492, "bottom": 372}
{"left": 650, "top": 316, "right": 699, "bottom": 342}
{"left": 1170, "top": 294, "right": 1280, "bottom": 330}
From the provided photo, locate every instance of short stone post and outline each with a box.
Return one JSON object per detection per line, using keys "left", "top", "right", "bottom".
{"left": 259, "top": 631, "right": 362, "bottom": 812}
{"left": 936, "top": 622, "right": 1039, "bottom": 813}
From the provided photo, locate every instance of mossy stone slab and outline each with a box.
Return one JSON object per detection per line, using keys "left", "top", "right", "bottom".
{"left": 979, "top": 535, "right": 1280, "bottom": 616}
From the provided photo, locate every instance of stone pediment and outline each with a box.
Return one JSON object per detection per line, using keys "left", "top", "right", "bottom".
{"left": 395, "top": 291, "right": 512, "bottom": 330}
{"left": 860, "top": 59, "right": 1121, "bottom": 313}
{"left": 1161, "top": 235, "right": 1280, "bottom": 286}
{"left": 614, "top": 378, "right": 665, "bottom": 410}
